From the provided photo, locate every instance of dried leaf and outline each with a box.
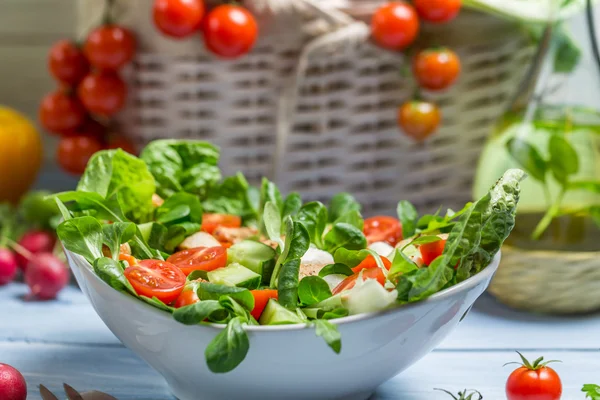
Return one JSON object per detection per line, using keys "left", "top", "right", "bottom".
{"left": 81, "top": 391, "right": 119, "bottom": 400}
{"left": 64, "top": 383, "right": 84, "bottom": 400}
{"left": 39, "top": 385, "right": 60, "bottom": 400}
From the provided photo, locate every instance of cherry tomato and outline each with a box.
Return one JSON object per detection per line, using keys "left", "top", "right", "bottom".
{"left": 419, "top": 238, "right": 446, "bottom": 266}
{"left": 352, "top": 255, "right": 392, "bottom": 274}
{"left": 48, "top": 40, "right": 89, "bottom": 85}
{"left": 124, "top": 259, "right": 186, "bottom": 304}
{"left": 250, "top": 289, "right": 278, "bottom": 320}
{"left": 174, "top": 286, "right": 200, "bottom": 308}
{"left": 167, "top": 246, "right": 227, "bottom": 275}
{"left": 106, "top": 136, "right": 137, "bottom": 155}
{"left": 60, "top": 117, "right": 106, "bottom": 140}
{"left": 84, "top": 25, "right": 136, "bottom": 70}
{"left": 202, "top": 213, "right": 242, "bottom": 234}
{"left": 78, "top": 71, "right": 127, "bottom": 117}
{"left": 333, "top": 268, "right": 386, "bottom": 295}
{"left": 202, "top": 5, "right": 258, "bottom": 59}
{"left": 56, "top": 135, "right": 103, "bottom": 175}
{"left": 506, "top": 353, "right": 562, "bottom": 400}
{"left": 119, "top": 252, "right": 138, "bottom": 267}
{"left": 371, "top": 2, "right": 419, "bottom": 51}
{"left": 398, "top": 100, "right": 441, "bottom": 141}
{"left": 363, "top": 216, "right": 403, "bottom": 246}
{"left": 39, "top": 91, "right": 86, "bottom": 134}
{"left": 153, "top": 0, "right": 205, "bottom": 39}
{"left": 413, "top": 48, "right": 461, "bottom": 91}
{"left": 414, "top": 0, "right": 461, "bottom": 23}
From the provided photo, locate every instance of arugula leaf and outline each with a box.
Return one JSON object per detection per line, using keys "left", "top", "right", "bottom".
{"left": 173, "top": 300, "right": 226, "bottom": 325}
{"left": 328, "top": 192, "right": 361, "bottom": 223}
{"left": 295, "top": 202, "right": 328, "bottom": 248}
{"left": 102, "top": 222, "right": 135, "bottom": 261}
{"left": 312, "top": 319, "right": 341, "bottom": 354}
{"left": 140, "top": 139, "right": 221, "bottom": 199}
{"left": 402, "top": 235, "right": 443, "bottom": 249}
{"left": 318, "top": 263, "right": 354, "bottom": 277}
{"left": 506, "top": 137, "right": 547, "bottom": 182}
{"left": 197, "top": 283, "right": 255, "bottom": 311}
{"left": 332, "top": 248, "right": 370, "bottom": 268}
{"left": 278, "top": 259, "right": 301, "bottom": 309}
{"left": 93, "top": 257, "right": 136, "bottom": 296}
{"left": 202, "top": 173, "right": 258, "bottom": 222}
{"left": 333, "top": 210, "right": 364, "bottom": 231}
{"left": 156, "top": 192, "right": 203, "bottom": 225}
{"left": 396, "top": 257, "right": 454, "bottom": 302}
{"left": 298, "top": 276, "right": 332, "bottom": 306}
{"left": 397, "top": 200, "right": 418, "bottom": 238}
{"left": 323, "top": 223, "right": 367, "bottom": 253}
{"left": 387, "top": 249, "right": 418, "bottom": 284}
{"left": 548, "top": 135, "right": 579, "bottom": 184}
{"left": 282, "top": 192, "right": 302, "bottom": 219}
{"left": 77, "top": 149, "right": 156, "bottom": 221}
{"left": 205, "top": 317, "right": 249, "bottom": 373}
{"left": 582, "top": 384, "right": 600, "bottom": 400}
{"left": 57, "top": 217, "right": 104, "bottom": 264}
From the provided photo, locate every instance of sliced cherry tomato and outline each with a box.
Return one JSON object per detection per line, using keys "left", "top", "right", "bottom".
{"left": 124, "top": 259, "right": 186, "bottom": 304}
{"left": 398, "top": 101, "right": 441, "bottom": 142}
{"left": 219, "top": 241, "right": 233, "bottom": 249}
{"left": 414, "top": 0, "right": 461, "bottom": 23}
{"left": 352, "top": 255, "right": 392, "bottom": 274}
{"left": 166, "top": 246, "right": 227, "bottom": 275}
{"left": 78, "top": 71, "right": 127, "bottom": 117}
{"left": 413, "top": 48, "right": 461, "bottom": 91}
{"left": 332, "top": 268, "right": 386, "bottom": 295}
{"left": 202, "top": 5, "right": 258, "bottom": 59}
{"left": 39, "top": 91, "right": 86, "bottom": 134}
{"left": 419, "top": 238, "right": 447, "bottom": 266}
{"left": 48, "top": 40, "right": 89, "bottom": 85}
{"left": 119, "top": 252, "right": 138, "bottom": 267}
{"left": 153, "top": 0, "right": 205, "bottom": 39}
{"left": 202, "top": 213, "right": 242, "bottom": 234}
{"left": 506, "top": 353, "right": 562, "bottom": 400}
{"left": 363, "top": 216, "right": 403, "bottom": 246}
{"left": 371, "top": 2, "right": 419, "bottom": 51}
{"left": 174, "top": 286, "right": 200, "bottom": 308}
{"left": 57, "top": 135, "right": 103, "bottom": 175}
{"left": 84, "top": 25, "right": 136, "bottom": 71}
{"left": 250, "top": 289, "right": 278, "bottom": 320}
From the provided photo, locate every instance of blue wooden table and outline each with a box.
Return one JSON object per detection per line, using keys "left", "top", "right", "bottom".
{"left": 3, "top": 282, "right": 600, "bottom": 399}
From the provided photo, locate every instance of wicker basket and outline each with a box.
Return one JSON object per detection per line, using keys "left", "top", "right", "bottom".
{"left": 78, "top": 0, "right": 535, "bottom": 216}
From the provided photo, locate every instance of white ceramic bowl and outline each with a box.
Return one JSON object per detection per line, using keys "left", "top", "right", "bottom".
{"left": 65, "top": 249, "right": 500, "bottom": 400}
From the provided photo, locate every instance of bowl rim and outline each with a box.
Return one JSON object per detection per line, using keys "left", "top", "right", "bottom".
{"left": 66, "top": 249, "right": 500, "bottom": 332}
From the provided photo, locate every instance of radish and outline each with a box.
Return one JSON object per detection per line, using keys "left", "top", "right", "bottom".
{"left": 0, "top": 363, "right": 27, "bottom": 400}
{"left": 15, "top": 230, "right": 56, "bottom": 271}
{"left": 24, "top": 252, "right": 69, "bottom": 300}
{"left": 0, "top": 248, "right": 17, "bottom": 285}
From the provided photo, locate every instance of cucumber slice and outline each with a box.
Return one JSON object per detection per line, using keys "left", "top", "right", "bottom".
{"left": 259, "top": 299, "right": 305, "bottom": 325}
{"left": 227, "top": 240, "right": 276, "bottom": 285}
{"left": 207, "top": 263, "right": 261, "bottom": 290}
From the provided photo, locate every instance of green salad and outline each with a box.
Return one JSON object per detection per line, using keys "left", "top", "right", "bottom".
{"left": 53, "top": 139, "right": 525, "bottom": 373}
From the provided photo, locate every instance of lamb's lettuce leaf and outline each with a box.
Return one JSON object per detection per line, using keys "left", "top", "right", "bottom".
{"left": 295, "top": 202, "right": 328, "bottom": 248}
{"left": 202, "top": 173, "right": 259, "bottom": 223}
{"left": 328, "top": 192, "right": 361, "bottom": 223}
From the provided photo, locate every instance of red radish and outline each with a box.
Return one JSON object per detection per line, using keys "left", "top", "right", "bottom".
{"left": 15, "top": 231, "right": 56, "bottom": 271}
{"left": 0, "top": 249, "right": 18, "bottom": 285}
{"left": 24, "top": 252, "right": 69, "bottom": 300}
{"left": 0, "top": 363, "right": 27, "bottom": 400}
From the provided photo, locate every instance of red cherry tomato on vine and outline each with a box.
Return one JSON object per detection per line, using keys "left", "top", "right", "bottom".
{"left": 398, "top": 101, "right": 441, "bottom": 142}
{"left": 413, "top": 48, "right": 461, "bottom": 91}
{"left": 124, "top": 259, "right": 186, "bottom": 304}
{"left": 48, "top": 40, "right": 89, "bottom": 85}
{"left": 363, "top": 216, "right": 403, "bottom": 246}
{"left": 414, "top": 0, "right": 461, "bottom": 24}
{"left": 57, "top": 135, "right": 103, "bottom": 175}
{"left": 371, "top": 2, "right": 419, "bottom": 51}
{"left": 39, "top": 91, "right": 86, "bottom": 134}
{"left": 202, "top": 5, "right": 258, "bottom": 59}
{"left": 84, "top": 25, "right": 136, "bottom": 70}
{"left": 153, "top": 0, "right": 205, "bottom": 39}
{"left": 60, "top": 117, "right": 106, "bottom": 140}
{"left": 78, "top": 72, "right": 127, "bottom": 117}
{"left": 505, "top": 352, "right": 562, "bottom": 400}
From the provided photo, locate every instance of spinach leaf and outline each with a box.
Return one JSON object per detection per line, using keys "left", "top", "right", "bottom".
{"left": 205, "top": 317, "right": 249, "bottom": 373}
{"left": 173, "top": 300, "right": 225, "bottom": 325}
{"left": 328, "top": 192, "right": 361, "bottom": 223}
{"left": 295, "top": 202, "right": 328, "bottom": 248}
{"left": 397, "top": 200, "right": 418, "bottom": 238}
{"left": 548, "top": 135, "right": 579, "bottom": 184}
{"left": 333, "top": 210, "right": 364, "bottom": 231}
{"left": 140, "top": 139, "right": 221, "bottom": 199}
{"left": 395, "top": 257, "right": 454, "bottom": 302}
{"left": 332, "top": 248, "right": 370, "bottom": 268}
{"left": 277, "top": 259, "right": 301, "bottom": 309}
{"left": 93, "top": 257, "right": 136, "bottom": 296}
{"left": 102, "top": 222, "right": 136, "bottom": 261}
{"left": 323, "top": 223, "right": 367, "bottom": 253}
{"left": 57, "top": 217, "right": 104, "bottom": 264}
{"left": 312, "top": 319, "right": 341, "bottom": 354}
{"left": 298, "top": 276, "right": 332, "bottom": 306}
{"left": 163, "top": 222, "right": 202, "bottom": 252}
{"left": 202, "top": 173, "right": 258, "bottom": 222}
{"left": 506, "top": 137, "right": 547, "bottom": 182}
{"left": 284, "top": 220, "right": 310, "bottom": 261}
{"left": 263, "top": 201, "right": 283, "bottom": 246}
{"left": 156, "top": 192, "right": 203, "bottom": 225}
{"left": 318, "top": 263, "right": 354, "bottom": 278}
{"left": 282, "top": 192, "right": 302, "bottom": 219}
{"left": 197, "top": 283, "right": 255, "bottom": 311}
{"left": 77, "top": 149, "right": 156, "bottom": 221}
{"left": 387, "top": 249, "right": 418, "bottom": 284}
